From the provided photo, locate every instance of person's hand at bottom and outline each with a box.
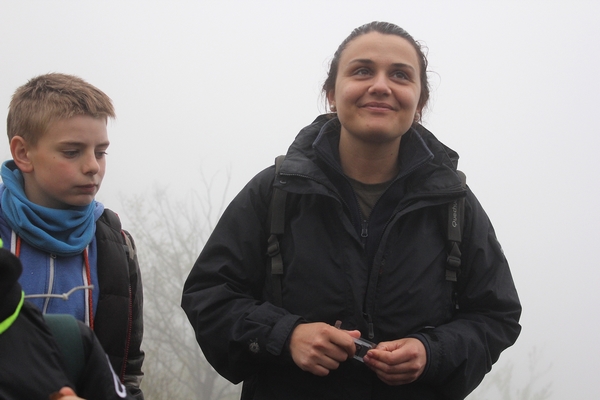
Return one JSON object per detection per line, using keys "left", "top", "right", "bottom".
{"left": 290, "top": 322, "right": 361, "bottom": 376}
{"left": 363, "top": 338, "right": 427, "bottom": 385}
{"left": 49, "top": 386, "right": 84, "bottom": 400}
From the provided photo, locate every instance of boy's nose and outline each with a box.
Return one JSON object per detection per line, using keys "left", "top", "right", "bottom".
{"left": 82, "top": 153, "right": 100, "bottom": 174}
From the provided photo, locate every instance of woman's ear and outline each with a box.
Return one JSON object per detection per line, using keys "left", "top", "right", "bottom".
{"left": 10, "top": 136, "right": 33, "bottom": 173}
{"left": 413, "top": 106, "right": 424, "bottom": 123}
{"left": 327, "top": 90, "right": 336, "bottom": 112}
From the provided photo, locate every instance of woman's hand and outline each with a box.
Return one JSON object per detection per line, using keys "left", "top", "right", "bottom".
{"left": 363, "top": 338, "right": 427, "bottom": 385}
{"left": 289, "top": 322, "right": 361, "bottom": 376}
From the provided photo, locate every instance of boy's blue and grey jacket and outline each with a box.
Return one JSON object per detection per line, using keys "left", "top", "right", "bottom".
{"left": 182, "top": 114, "right": 521, "bottom": 400}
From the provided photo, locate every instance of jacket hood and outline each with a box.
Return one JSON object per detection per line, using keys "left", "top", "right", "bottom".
{"left": 0, "top": 248, "right": 23, "bottom": 326}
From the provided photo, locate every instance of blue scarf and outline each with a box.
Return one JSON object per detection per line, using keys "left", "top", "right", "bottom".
{"left": 1, "top": 161, "right": 100, "bottom": 257}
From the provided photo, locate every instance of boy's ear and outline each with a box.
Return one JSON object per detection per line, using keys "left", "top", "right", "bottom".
{"left": 10, "top": 136, "right": 33, "bottom": 173}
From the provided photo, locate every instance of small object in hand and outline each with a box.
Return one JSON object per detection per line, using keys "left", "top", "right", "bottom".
{"left": 353, "top": 337, "right": 376, "bottom": 362}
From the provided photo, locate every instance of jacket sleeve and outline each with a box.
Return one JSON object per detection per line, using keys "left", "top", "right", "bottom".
{"left": 77, "top": 321, "right": 137, "bottom": 400}
{"left": 413, "top": 189, "right": 522, "bottom": 398}
{"left": 181, "top": 167, "right": 303, "bottom": 384}
{"left": 123, "top": 230, "right": 145, "bottom": 400}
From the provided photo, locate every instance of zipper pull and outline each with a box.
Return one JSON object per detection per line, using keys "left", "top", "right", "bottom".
{"left": 361, "top": 220, "right": 368, "bottom": 238}
{"left": 363, "top": 313, "right": 375, "bottom": 339}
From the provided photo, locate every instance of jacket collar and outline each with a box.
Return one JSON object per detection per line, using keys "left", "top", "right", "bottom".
{"left": 277, "top": 114, "right": 464, "bottom": 201}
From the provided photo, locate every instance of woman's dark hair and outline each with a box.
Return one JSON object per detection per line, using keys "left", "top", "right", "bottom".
{"left": 323, "top": 21, "right": 430, "bottom": 112}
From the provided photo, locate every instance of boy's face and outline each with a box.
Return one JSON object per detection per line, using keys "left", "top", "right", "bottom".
{"left": 17, "top": 115, "right": 109, "bottom": 209}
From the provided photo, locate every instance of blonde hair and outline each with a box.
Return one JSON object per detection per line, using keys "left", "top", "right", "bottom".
{"left": 7, "top": 73, "right": 115, "bottom": 145}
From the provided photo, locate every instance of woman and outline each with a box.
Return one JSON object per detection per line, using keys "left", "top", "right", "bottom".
{"left": 182, "top": 21, "right": 521, "bottom": 400}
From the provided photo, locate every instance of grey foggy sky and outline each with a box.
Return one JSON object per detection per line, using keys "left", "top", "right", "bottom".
{"left": 1, "top": 1, "right": 599, "bottom": 398}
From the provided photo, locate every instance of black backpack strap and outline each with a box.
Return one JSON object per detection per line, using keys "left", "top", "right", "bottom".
{"left": 267, "top": 155, "right": 287, "bottom": 308}
{"left": 446, "top": 170, "right": 467, "bottom": 283}
{"left": 99, "top": 209, "right": 135, "bottom": 262}
{"left": 45, "top": 313, "right": 85, "bottom": 386}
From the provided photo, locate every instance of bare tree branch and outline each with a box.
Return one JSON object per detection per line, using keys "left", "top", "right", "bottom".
{"left": 121, "top": 170, "right": 241, "bottom": 400}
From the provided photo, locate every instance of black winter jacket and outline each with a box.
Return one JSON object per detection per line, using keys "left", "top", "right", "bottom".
{"left": 182, "top": 115, "right": 521, "bottom": 400}
{"left": 95, "top": 210, "right": 145, "bottom": 399}
{"left": 0, "top": 302, "right": 135, "bottom": 400}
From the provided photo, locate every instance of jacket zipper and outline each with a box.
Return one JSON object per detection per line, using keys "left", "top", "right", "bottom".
{"left": 280, "top": 161, "right": 465, "bottom": 342}
{"left": 358, "top": 156, "right": 439, "bottom": 341}
{"left": 361, "top": 220, "right": 368, "bottom": 238}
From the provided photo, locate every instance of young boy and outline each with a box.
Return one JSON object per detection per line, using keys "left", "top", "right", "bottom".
{"left": 0, "top": 73, "right": 144, "bottom": 399}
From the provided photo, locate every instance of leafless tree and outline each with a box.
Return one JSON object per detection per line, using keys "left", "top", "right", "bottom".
{"left": 121, "top": 172, "right": 241, "bottom": 400}
{"left": 467, "top": 347, "right": 552, "bottom": 400}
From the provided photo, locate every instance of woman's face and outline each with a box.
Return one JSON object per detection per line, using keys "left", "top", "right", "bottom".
{"left": 327, "top": 32, "right": 422, "bottom": 146}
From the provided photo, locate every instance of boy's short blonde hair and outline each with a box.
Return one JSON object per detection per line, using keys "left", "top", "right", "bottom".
{"left": 7, "top": 73, "right": 115, "bottom": 145}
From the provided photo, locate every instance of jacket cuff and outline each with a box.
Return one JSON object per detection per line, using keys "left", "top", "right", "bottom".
{"left": 266, "top": 314, "right": 303, "bottom": 356}
{"left": 407, "top": 332, "right": 435, "bottom": 384}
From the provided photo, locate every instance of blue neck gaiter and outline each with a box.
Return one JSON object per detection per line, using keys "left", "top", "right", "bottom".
{"left": 1, "top": 161, "right": 97, "bottom": 257}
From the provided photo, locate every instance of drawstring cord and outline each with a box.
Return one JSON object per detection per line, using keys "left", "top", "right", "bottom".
{"left": 15, "top": 235, "right": 94, "bottom": 330}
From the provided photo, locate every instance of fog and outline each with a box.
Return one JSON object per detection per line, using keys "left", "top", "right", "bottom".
{"left": 1, "top": 1, "right": 599, "bottom": 398}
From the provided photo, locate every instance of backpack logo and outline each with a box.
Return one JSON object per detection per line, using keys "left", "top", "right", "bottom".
{"left": 451, "top": 200, "right": 459, "bottom": 228}
{"left": 106, "top": 355, "right": 127, "bottom": 398}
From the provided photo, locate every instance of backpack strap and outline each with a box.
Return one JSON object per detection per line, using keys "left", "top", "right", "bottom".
{"left": 44, "top": 313, "right": 85, "bottom": 386}
{"left": 267, "top": 155, "right": 287, "bottom": 308}
{"left": 445, "top": 170, "right": 467, "bottom": 282}
{"left": 99, "top": 209, "right": 135, "bottom": 262}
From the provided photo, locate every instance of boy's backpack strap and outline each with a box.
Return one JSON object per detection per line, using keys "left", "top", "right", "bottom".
{"left": 267, "top": 155, "right": 287, "bottom": 308}
{"left": 44, "top": 313, "right": 85, "bottom": 386}
{"left": 99, "top": 209, "right": 135, "bottom": 262}
{"left": 446, "top": 170, "right": 467, "bottom": 282}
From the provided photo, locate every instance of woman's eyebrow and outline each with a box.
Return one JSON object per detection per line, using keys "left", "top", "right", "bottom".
{"left": 348, "top": 59, "right": 416, "bottom": 72}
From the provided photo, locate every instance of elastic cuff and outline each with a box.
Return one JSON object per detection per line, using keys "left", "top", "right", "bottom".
{"left": 266, "top": 314, "right": 304, "bottom": 356}
{"left": 407, "top": 332, "right": 432, "bottom": 382}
